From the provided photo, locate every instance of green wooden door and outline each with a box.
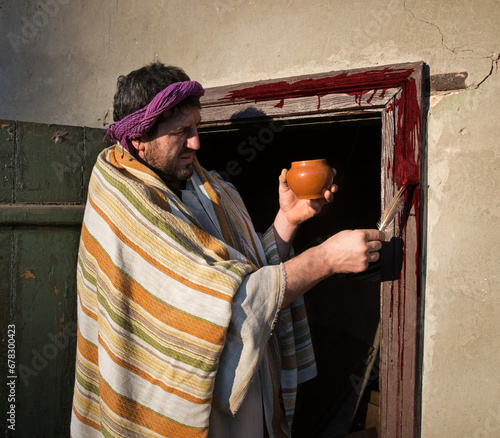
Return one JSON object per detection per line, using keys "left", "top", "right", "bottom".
{"left": 0, "top": 121, "right": 107, "bottom": 437}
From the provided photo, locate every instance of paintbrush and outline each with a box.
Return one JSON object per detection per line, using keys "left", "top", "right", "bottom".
{"left": 377, "top": 182, "right": 412, "bottom": 232}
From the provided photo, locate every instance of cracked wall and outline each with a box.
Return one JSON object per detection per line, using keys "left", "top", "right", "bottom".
{"left": 1, "top": 0, "right": 500, "bottom": 436}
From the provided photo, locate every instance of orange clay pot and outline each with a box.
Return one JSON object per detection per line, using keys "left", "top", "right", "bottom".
{"left": 287, "top": 159, "right": 334, "bottom": 200}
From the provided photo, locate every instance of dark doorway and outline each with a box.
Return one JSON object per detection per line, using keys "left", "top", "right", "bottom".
{"left": 198, "top": 114, "right": 382, "bottom": 437}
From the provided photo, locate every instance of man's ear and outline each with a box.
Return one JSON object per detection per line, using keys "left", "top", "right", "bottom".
{"left": 131, "top": 138, "right": 145, "bottom": 152}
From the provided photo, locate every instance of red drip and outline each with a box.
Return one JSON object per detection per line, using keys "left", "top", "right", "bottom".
{"left": 386, "top": 160, "right": 392, "bottom": 181}
{"left": 366, "top": 89, "right": 378, "bottom": 104}
{"left": 393, "top": 77, "right": 420, "bottom": 188}
{"left": 275, "top": 99, "right": 285, "bottom": 108}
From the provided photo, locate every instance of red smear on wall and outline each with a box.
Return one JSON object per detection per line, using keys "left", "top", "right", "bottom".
{"left": 220, "top": 67, "right": 413, "bottom": 108}
{"left": 393, "top": 77, "right": 420, "bottom": 188}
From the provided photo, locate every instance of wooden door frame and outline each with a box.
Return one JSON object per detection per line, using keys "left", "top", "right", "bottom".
{"left": 198, "top": 61, "right": 425, "bottom": 437}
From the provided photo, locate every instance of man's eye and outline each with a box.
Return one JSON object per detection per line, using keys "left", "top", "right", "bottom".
{"left": 170, "top": 128, "right": 186, "bottom": 136}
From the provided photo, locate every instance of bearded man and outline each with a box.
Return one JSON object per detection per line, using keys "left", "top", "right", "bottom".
{"left": 71, "top": 62, "right": 384, "bottom": 438}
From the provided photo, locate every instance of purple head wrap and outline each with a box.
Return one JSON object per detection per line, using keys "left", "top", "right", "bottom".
{"left": 104, "top": 80, "right": 205, "bottom": 155}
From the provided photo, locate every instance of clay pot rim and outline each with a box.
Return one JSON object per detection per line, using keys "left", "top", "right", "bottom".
{"left": 290, "top": 158, "right": 328, "bottom": 166}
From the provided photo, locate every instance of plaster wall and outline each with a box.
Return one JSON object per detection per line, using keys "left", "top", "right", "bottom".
{"left": 1, "top": 0, "right": 499, "bottom": 436}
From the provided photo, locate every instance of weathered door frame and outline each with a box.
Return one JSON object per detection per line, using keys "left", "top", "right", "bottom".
{"left": 198, "top": 61, "right": 425, "bottom": 437}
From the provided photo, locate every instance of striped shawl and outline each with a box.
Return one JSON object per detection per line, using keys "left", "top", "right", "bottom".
{"left": 71, "top": 145, "right": 316, "bottom": 437}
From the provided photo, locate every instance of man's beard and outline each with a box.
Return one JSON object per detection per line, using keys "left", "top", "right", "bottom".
{"left": 138, "top": 150, "right": 194, "bottom": 185}
{"left": 158, "top": 161, "right": 194, "bottom": 184}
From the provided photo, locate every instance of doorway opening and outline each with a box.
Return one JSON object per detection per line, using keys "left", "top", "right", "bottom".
{"left": 198, "top": 114, "right": 383, "bottom": 437}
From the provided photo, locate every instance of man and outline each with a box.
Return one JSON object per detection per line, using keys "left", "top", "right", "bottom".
{"left": 71, "top": 62, "right": 384, "bottom": 438}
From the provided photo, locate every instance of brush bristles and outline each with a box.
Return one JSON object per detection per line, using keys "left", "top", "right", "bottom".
{"left": 378, "top": 183, "right": 410, "bottom": 232}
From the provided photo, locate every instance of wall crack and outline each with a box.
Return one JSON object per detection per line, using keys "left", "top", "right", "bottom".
{"left": 470, "top": 54, "right": 499, "bottom": 89}
{"left": 404, "top": 1, "right": 499, "bottom": 89}
{"left": 403, "top": 0, "right": 455, "bottom": 55}
{"left": 404, "top": 1, "right": 498, "bottom": 59}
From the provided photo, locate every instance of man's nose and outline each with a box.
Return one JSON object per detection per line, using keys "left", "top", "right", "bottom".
{"left": 186, "top": 129, "right": 200, "bottom": 150}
